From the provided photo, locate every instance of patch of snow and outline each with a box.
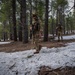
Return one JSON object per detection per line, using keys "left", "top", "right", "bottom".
{"left": 55, "top": 35, "right": 75, "bottom": 40}
{"left": 0, "top": 42, "right": 11, "bottom": 45}
{"left": 0, "top": 42, "right": 75, "bottom": 75}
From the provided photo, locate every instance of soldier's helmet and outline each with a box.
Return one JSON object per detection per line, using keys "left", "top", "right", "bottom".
{"left": 33, "top": 14, "right": 38, "bottom": 21}
{"left": 33, "top": 14, "right": 37, "bottom": 17}
{"left": 58, "top": 23, "right": 60, "bottom": 26}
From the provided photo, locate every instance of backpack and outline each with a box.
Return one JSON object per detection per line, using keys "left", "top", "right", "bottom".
{"left": 34, "top": 22, "right": 40, "bottom": 31}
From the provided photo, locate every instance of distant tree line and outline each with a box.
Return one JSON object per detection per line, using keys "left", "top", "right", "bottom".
{"left": 0, "top": 0, "right": 75, "bottom": 43}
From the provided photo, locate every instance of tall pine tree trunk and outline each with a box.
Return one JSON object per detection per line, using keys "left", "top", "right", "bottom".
{"left": 66, "top": 18, "right": 69, "bottom": 34}
{"left": 3, "top": 21, "right": 6, "bottom": 41}
{"left": 9, "top": 16, "right": 13, "bottom": 40}
{"left": 12, "top": 0, "right": 17, "bottom": 41}
{"left": 74, "top": 0, "right": 75, "bottom": 30}
{"left": 35, "top": 0, "right": 37, "bottom": 13}
{"left": 22, "top": 0, "right": 28, "bottom": 43}
{"left": 18, "top": 1, "right": 22, "bottom": 41}
{"left": 56, "top": 8, "right": 59, "bottom": 35}
{"left": 44, "top": 0, "right": 49, "bottom": 41}
{"left": 51, "top": 16, "right": 54, "bottom": 36}
{"left": 70, "top": 20, "right": 73, "bottom": 33}
{"left": 62, "top": 7, "right": 65, "bottom": 34}
{"left": 63, "top": 14, "right": 66, "bottom": 34}
{"left": 51, "top": 1, "right": 54, "bottom": 37}
{"left": 29, "top": 0, "right": 32, "bottom": 25}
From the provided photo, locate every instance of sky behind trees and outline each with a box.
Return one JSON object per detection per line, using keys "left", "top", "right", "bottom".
{"left": 68, "top": 0, "right": 74, "bottom": 12}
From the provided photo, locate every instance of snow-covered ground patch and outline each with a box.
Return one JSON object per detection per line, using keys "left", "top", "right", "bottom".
{"left": 55, "top": 34, "right": 75, "bottom": 40}
{"left": 0, "top": 42, "right": 75, "bottom": 75}
{"left": 0, "top": 42, "right": 11, "bottom": 45}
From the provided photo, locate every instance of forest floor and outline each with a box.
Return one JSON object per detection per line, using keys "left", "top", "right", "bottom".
{"left": 0, "top": 39, "right": 75, "bottom": 53}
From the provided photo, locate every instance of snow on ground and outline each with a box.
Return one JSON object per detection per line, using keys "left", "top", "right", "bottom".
{"left": 0, "top": 42, "right": 11, "bottom": 44}
{"left": 0, "top": 42, "right": 75, "bottom": 75}
{"left": 0, "top": 35, "right": 75, "bottom": 75}
{"left": 0, "top": 34, "right": 75, "bottom": 45}
{"left": 55, "top": 34, "right": 75, "bottom": 40}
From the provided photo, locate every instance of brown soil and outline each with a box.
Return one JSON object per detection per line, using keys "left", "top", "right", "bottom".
{"left": 0, "top": 39, "right": 75, "bottom": 53}
{"left": 38, "top": 66, "right": 75, "bottom": 75}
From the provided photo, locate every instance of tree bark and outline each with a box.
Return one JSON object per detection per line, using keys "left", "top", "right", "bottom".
{"left": 22, "top": 0, "right": 28, "bottom": 43}
{"left": 9, "top": 17, "right": 13, "bottom": 40}
{"left": 18, "top": 1, "right": 22, "bottom": 41}
{"left": 29, "top": 0, "right": 32, "bottom": 25}
{"left": 44, "top": 0, "right": 49, "bottom": 41}
{"left": 51, "top": 16, "right": 54, "bottom": 36}
{"left": 12, "top": 0, "right": 17, "bottom": 41}
{"left": 74, "top": 0, "right": 75, "bottom": 30}
{"left": 3, "top": 21, "right": 6, "bottom": 41}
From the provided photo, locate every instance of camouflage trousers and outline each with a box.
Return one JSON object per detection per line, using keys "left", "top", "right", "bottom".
{"left": 57, "top": 31, "right": 63, "bottom": 41}
{"left": 32, "top": 32, "right": 40, "bottom": 51}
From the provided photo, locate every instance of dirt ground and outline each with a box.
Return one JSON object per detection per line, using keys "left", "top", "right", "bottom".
{"left": 38, "top": 66, "right": 75, "bottom": 75}
{"left": 0, "top": 39, "right": 75, "bottom": 52}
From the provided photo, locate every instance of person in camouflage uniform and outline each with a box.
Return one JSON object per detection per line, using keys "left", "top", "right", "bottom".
{"left": 56, "top": 24, "right": 63, "bottom": 42}
{"left": 32, "top": 14, "right": 41, "bottom": 53}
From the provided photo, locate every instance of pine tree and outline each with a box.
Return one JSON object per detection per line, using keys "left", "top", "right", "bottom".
{"left": 44, "top": 0, "right": 49, "bottom": 41}
{"left": 12, "top": 0, "right": 17, "bottom": 41}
